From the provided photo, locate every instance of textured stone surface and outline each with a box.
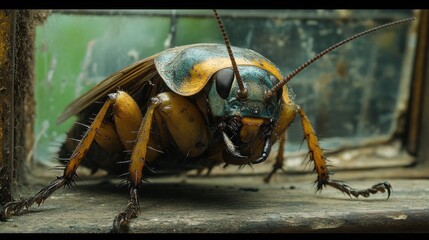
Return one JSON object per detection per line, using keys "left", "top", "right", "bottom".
{"left": 1, "top": 172, "right": 429, "bottom": 233}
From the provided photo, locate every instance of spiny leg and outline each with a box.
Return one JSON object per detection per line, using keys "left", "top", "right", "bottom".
{"left": 112, "top": 96, "right": 157, "bottom": 233}
{"left": 1, "top": 98, "right": 114, "bottom": 220}
{"left": 325, "top": 180, "right": 392, "bottom": 198}
{"left": 297, "top": 106, "right": 392, "bottom": 199}
{"left": 264, "top": 133, "right": 286, "bottom": 183}
{"left": 112, "top": 92, "right": 210, "bottom": 233}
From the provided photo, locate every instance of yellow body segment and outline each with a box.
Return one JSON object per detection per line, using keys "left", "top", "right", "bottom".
{"left": 95, "top": 121, "right": 124, "bottom": 153}
{"left": 156, "top": 92, "right": 210, "bottom": 157}
{"left": 113, "top": 91, "right": 143, "bottom": 150}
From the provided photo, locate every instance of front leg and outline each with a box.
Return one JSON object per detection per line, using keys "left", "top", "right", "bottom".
{"left": 264, "top": 132, "right": 286, "bottom": 183}
{"left": 297, "top": 106, "right": 392, "bottom": 199}
{"left": 112, "top": 92, "right": 210, "bottom": 233}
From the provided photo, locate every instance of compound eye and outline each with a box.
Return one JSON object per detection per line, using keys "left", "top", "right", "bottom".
{"left": 269, "top": 75, "right": 283, "bottom": 101}
{"left": 215, "top": 68, "right": 234, "bottom": 99}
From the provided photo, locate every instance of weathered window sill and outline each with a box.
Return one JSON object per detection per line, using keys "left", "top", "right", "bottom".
{"left": 2, "top": 166, "right": 429, "bottom": 233}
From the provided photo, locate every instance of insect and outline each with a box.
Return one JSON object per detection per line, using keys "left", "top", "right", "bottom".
{"left": 1, "top": 10, "right": 414, "bottom": 233}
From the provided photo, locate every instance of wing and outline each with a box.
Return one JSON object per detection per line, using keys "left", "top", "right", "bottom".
{"left": 56, "top": 54, "right": 161, "bottom": 124}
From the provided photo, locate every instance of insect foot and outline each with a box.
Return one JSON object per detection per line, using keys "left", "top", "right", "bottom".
{"left": 1, "top": 176, "right": 68, "bottom": 221}
{"left": 112, "top": 187, "right": 140, "bottom": 233}
{"left": 263, "top": 158, "right": 286, "bottom": 184}
{"left": 324, "top": 180, "right": 392, "bottom": 199}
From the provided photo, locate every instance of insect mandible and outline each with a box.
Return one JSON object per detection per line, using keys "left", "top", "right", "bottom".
{"left": 1, "top": 10, "right": 414, "bottom": 233}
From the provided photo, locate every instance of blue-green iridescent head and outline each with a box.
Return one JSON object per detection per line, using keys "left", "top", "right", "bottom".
{"left": 208, "top": 66, "right": 282, "bottom": 120}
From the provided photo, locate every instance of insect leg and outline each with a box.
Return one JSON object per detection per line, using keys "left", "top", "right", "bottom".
{"left": 1, "top": 98, "right": 115, "bottom": 220}
{"left": 111, "top": 93, "right": 157, "bottom": 233}
{"left": 112, "top": 92, "right": 210, "bottom": 232}
{"left": 297, "top": 105, "right": 392, "bottom": 199}
{"left": 263, "top": 100, "right": 297, "bottom": 183}
{"left": 264, "top": 133, "right": 286, "bottom": 183}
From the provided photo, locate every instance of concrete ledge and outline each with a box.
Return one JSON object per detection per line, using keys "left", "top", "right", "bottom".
{"left": 1, "top": 173, "right": 429, "bottom": 233}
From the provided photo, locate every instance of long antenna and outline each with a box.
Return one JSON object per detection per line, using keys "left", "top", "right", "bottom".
{"left": 265, "top": 17, "right": 415, "bottom": 101}
{"left": 213, "top": 9, "right": 247, "bottom": 99}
